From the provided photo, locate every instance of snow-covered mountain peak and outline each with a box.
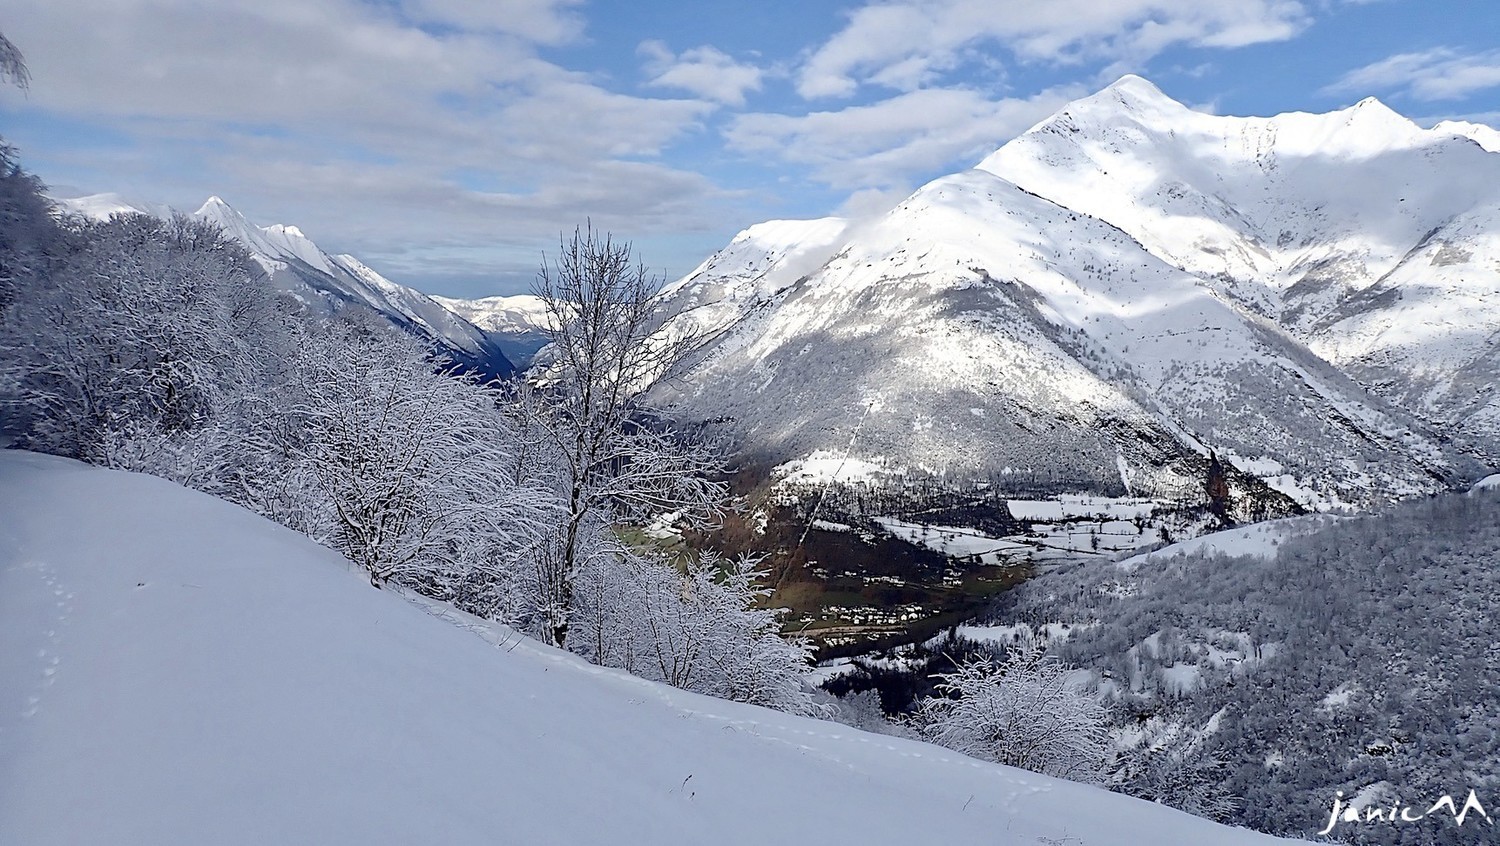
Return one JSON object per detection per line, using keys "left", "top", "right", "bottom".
{"left": 648, "top": 77, "right": 1495, "bottom": 507}
{"left": 960, "top": 82, "right": 1500, "bottom": 463}
{"left": 1001, "top": 74, "right": 1189, "bottom": 149}
{"left": 1103, "top": 72, "right": 1164, "bottom": 96}
{"left": 660, "top": 217, "right": 849, "bottom": 300}
{"left": 650, "top": 216, "right": 849, "bottom": 349}
{"left": 1435, "top": 118, "right": 1500, "bottom": 152}
{"left": 986, "top": 76, "right": 1449, "bottom": 181}
{"left": 978, "top": 76, "right": 1500, "bottom": 281}
{"left": 190, "top": 198, "right": 331, "bottom": 276}
{"left": 193, "top": 195, "right": 248, "bottom": 231}
{"left": 1318, "top": 95, "right": 1430, "bottom": 155}
{"left": 56, "top": 191, "right": 514, "bottom": 377}
{"left": 1090, "top": 73, "right": 1184, "bottom": 114}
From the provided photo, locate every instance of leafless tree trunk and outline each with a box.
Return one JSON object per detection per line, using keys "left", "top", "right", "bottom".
{"left": 530, "top": 224, "right": 725, "bottom": 648}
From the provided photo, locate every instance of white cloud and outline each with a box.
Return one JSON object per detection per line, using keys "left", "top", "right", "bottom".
{"left": 496, "top": 78, "right": 713, "bottom": 162}
{"left": 638, "top": 41, "right": 764, "bottom": 106}
{"left": 727, "top": 85, "right": 1082, "bottom": 191}
{"left": 797, "top": 0, "right": 1309, "bottom": 99}
{"left": 1324, "top": 48, "right": 1500, "bottom": 102}
{"left": 836, "top": 186, "right": 918, "bottom": 219}
{"left": 398, "top": 0, "right": 586, "bottom": 45}
{"left": 0, "top": 0, "right": 728, "bottom": 294}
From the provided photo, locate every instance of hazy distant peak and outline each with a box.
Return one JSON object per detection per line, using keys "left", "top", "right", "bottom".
{"left": 50, "top": 191, "right": 169, "bottom": 221}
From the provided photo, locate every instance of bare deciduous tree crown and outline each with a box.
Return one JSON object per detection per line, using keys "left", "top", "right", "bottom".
{"left": 528, "top": 224, "right": 726, "bottom": 648}
{"left": 0, "top": 32, "right": 30, "bottom": 90}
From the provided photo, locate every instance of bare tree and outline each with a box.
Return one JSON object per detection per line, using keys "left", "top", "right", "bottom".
{"left": 0, "top": 31, "right": 29, "bottom": 90}
{"left": 529, "top": 225, "right": 726, "bottom": 648}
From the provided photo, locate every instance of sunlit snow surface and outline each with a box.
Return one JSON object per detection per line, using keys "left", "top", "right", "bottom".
{"left": 0, "top": 451, "right": 1308, "bottom": 845}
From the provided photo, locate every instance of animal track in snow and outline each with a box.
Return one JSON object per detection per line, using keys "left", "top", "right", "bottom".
{"left": 17, "top": 558, "right": 72, "bottom": 719}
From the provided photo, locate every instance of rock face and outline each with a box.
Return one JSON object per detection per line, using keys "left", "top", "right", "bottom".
{"left": 651, "top": 76, "right": 1500, "bottom": 508}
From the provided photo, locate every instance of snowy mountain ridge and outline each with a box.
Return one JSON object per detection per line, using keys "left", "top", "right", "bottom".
{"left": 978, "top": 75, "right": 1500, "bottom": 459}
{"left": 429, "top": 292, "right": 554, "bottom": 367}
{"left": 655, "top": 216, "right": 851, "bottom": 345}
{"left": 53, "top": 193, "right": 517, "bottom": 378}
{"left": 1433, "top": 118, "right": 1500, "bottom": 153}
{"left": 649, "top": 77, "right": 1497, "bottom": 508}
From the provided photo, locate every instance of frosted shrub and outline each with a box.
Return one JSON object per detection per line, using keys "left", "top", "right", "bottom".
{"left": 570, "top": 548, "right": 820, "bottom": 716}
{"left": 913, "top": 643, "right": 1110, "bottom": 783}
{"left": 262, "top": 319, "right": 552, "bottom": 595}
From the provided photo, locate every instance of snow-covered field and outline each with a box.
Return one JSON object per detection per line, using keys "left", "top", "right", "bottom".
{"left": 1112, "top": 515, "right": 1343, "bottom": 572}
{"left": 874, "top": 516, "right": 1032, "bottom": 564}
{"left": 874, "top": 494, "right": 1170, "bottom": 566}
{"left": 1006, "top": 495, "right": 1157, "bottom": 522}
{"left": 0, "top": 451, "right": 1308, "bottom": 845}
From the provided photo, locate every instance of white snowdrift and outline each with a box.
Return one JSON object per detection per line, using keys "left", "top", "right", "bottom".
{"left": 0, "top": 451, "right": 1307, "bottom": 845}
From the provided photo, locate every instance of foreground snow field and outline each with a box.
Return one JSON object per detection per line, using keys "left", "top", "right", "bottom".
{"left": 0, "top": 451, "right": 1308, "bottom": 845}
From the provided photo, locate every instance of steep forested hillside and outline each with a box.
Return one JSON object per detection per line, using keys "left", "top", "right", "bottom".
{"left": 989, "top": 488, "right": 1500, "bottom": 844}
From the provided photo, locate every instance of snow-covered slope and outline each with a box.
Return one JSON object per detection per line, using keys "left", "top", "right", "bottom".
{"left": 0, "top": 450, "right": 1306, "bottom": 845}
{"left": 192, "top": 197, "right": 514, "bottom": 378}
{"left": 655, "top": 217, "right": 850, "bottom": 342}
{"left": 431, "top": 293, "right": 553, "bottom": 367}
{"left": 656, "top": 161, "right": 1457, "bottom": 508}
{"left": 1111, "top": 514, "right": 1346, "bottom": 571}
{"left": 979, "top": 75, "right": 1500, "bottom": 457}
{"left": 53, "top": 194, "right": 514, "bottom": 379}
{"left": 1436, "top": 118, "right": 1500, "bottom": 153}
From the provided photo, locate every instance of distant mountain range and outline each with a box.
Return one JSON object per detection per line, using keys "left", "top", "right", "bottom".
{"left": 53, "top": 76, "right": 1500, "bottom": 510}
{"left": 429, "top": 293, "right": 552, "bottom": 373}
{"left": 646, "top": 76, "right": 1500, "bottom": 509}
{"left": 50, "top": 193, "right": 551, "bottom": 375}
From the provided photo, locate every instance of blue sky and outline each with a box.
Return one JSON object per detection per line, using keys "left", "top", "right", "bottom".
{"left": 1, "top": 0, "right": 1497, "bottom": 297}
